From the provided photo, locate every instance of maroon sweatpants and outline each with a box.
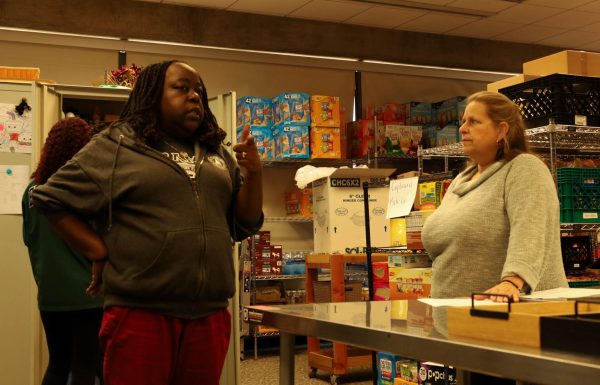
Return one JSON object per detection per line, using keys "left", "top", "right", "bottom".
{"left": 99, "top": 306, "right": 231, "bottom": 385}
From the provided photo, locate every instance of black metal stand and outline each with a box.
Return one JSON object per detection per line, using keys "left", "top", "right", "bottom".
{"left": 362, "top": 181, "right": 378, "bottom": 385}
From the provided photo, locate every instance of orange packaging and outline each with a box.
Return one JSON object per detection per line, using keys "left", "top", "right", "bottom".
{"left": 284, "top": 187, "right": 313, "bottom": 217}
{"left": 310, "top": 126, "right": 341, "bottom": 159}
{"left": 310, "top": 95, "right": 340, "bottom": 127}
{"left": 388, "top": 267, "right": 432, "bottom": 300}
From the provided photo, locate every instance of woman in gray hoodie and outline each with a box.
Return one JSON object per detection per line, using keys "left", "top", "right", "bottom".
{"left": 31, "top": 60, "right": 263, "bottom": 385}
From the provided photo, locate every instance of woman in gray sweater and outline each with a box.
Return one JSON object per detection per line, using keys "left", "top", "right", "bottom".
{"left": 422, "top": 91, "right": 567, "bottom": 303}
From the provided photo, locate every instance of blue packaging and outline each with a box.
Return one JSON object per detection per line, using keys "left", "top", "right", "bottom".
{"left": 273, "top": 124, "right": 310, "bottom": 159}
{"left": 273, "top": 92, "right": 310, "bottom": 126}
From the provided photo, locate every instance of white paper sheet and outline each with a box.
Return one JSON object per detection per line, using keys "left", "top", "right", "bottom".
{"left": 522, "top": 287, "right": 600, "bottom": 300}
{"left": 0, "top": 165, "right": 29, "bottom": 214}
{"left": 387, "top": 177, "right": 418, "bottom": 218}
{"left": 418, "top": 298, "right": 506, "bottom": 308}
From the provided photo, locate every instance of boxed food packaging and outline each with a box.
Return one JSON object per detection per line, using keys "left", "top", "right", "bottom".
{"left": 393, "top": 380, "right": 417, "bottom": 385}
{"left": 348, "top": 119, "right": 383, "bottom": 158}
{"left": 254, "top": 244, "right": 282, "bottom": 260}
{"left": 284, "top": 186, "right": 313, "bottom": 217}
{"left": 398, "top": 125, "right": 422, "bottom": 156}
{"left": 405, "top": 210, "right": 435, "bottom": 230}
{"left": 372, "top": 261, "right": 389, "bottom": 282}
{"left": 388, "top": 254, "right": 431, "bottom": 268}
{"left": 251, "top": 230, "right": 270, "bottom": 245}
{"left": 310, "top": 95, "right": 340, "bottom": 127}
{"left": 388, "top": 267, "right": 432, "bottom": 300}
{"left": 236, "top": 97, "right": 271, "bottom": 129}
{"left": 272, "top": 92, "right": 310, "bottom": 126}
{"left": 254, "top": 259, "right": 283, "bottom": 275}
{"left": 487, "top": 74, "right": 540, "bottom": 93}
{"left": 378, "top": 352, "right": 418, "bottom": 384}
{"left": 238, "top": 127, "right": 273, "bottom": 159}
{"left": 390, "top": 217, "right": 407, "bottom": 247}
{"left": 311, "top": 126, "right": 341, "bottom": 159}
{"left": 523, "top": 50, "right": 600, "bottom": 77}
{"left": 418, "top": 362, "right": 457, "bottom": 385}
{"left": 273, "top": 124, "right": 310, "bottom": 159}
{"left": 405, "top": 102, "right": 433, "bottom": 126}
{"left": 312, "top": 168, "right": 394, "bottom": 253}
{"left": 0, "top": 66, "right": 40, "bottom": 80}
{"left": 373, "top": 281, "right": 391, "bottom": 301}
{"left": 383, "top": 103, "right": 408, "bottom": 123}
{"left": 406, "top": 231, "right": 424, "bottom": 250}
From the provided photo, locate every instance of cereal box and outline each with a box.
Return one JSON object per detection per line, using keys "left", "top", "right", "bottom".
{"left": 310, "top": 95, "right": 340, "bottom": 127}
{"left": 310, "top": 126, "right": 341, "bottom": 159}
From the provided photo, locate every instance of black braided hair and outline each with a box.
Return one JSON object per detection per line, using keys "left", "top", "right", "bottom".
{"left": 118, "top": 60, "right": 226, "bottom": 151}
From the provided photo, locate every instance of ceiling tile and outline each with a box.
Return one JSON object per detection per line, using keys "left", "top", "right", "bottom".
{"left": 446, "top": 19, "right": 521, "bottom": 39}
{"left": 227, "top": 0, "right": 311, "bottom": 16}
{"left": 534, "top": 10, "right": 600, "bottom": 30}
{"left": 164, "top": 0, "right": 237, "bottom": 8}
{"left": 487, "top": 4, "right": 564, "bottom": 24}
{"left": 345, "top": 5, "right": 427, "bottom": 28}
{"left": 447, "top": 0, "right": 516, "bottom": 13}
{"left": 397, "top": 12, "right": 479, "bottom": 34}
{"left": 289, "top": 0, "right": 372, "bottom": 23}
{"left": 493, "top": 24, "right": 568, "bottom": 44}
{"left": 525, "top": 0, "right": 595, "bottom": 9}
{"left": 574, "top": 39, "right": 600, "bottom": 52}
{"left": 575, "top": 0, "right": 600, "bottom": 13}
{"left": 579, "top": 21, "right": 600, "bottom": 33}
{"left": 537, "top": 30, "right": 600, "bottom": 48}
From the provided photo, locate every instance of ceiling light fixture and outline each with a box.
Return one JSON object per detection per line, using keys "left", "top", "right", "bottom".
{"left": 351, "top": 0, "right": 495, "bottom": 17}
{"left": 362, "top": 59, "right": 516, "bottom": 76}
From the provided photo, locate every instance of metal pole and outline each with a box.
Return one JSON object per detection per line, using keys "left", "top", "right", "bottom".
{"left": 362, "top": 182, "right": 377, "bottom": 385}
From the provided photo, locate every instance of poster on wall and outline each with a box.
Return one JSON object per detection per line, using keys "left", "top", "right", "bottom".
{"left": 0, "top": 165, "right": 30, "bottom": 214}
{"left": 0, "top": 102, "right": 33, "bottom": 153}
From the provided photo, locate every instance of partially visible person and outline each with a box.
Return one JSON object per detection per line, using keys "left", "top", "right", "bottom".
{"left": 22, "top": 117, "right": 103, "bottom": 385}
{"left": 31, "top": 60, "right": 263, "bottom": 385}
{"left": 422, "top": 91, "right": 567, "bottom": 304}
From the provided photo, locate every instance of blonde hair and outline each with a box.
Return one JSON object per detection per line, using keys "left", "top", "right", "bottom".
{"left": 466, "top": 91, "right": 530, "bottom": 161}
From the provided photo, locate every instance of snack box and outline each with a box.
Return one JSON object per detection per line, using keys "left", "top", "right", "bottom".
{"left": 388, "top": 267, "right": 432, "bottom": 300}
{"left": 237, "top": 126, "right": 273, "bottom": 159}
{"left": 310, "top": 95, "right": 340, "bottom": 127}
{"left": 236, "top": 96, "right": 271, "bottom": 129}
{"left": 272, "top": 92, "right": 310, "bottom": 126}
{"left": 273, "top": 124, "right": 310, "bottom": 159}
{"left": 418, "top": 362, "right": 456, "bottom": 385}
{"left": 311, "top": 126, "right": 341, "bottom": 159}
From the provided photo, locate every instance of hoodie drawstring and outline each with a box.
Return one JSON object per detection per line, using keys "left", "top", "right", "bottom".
{"left": 107, "top": 134, "right": 124, "bottom": 232}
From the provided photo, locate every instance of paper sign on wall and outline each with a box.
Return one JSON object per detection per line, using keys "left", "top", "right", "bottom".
{"left": 387, "top": 177, "right": 418, "bottom": 218}
{"left": 0, "top": 165, "right": 30, "bottom": 214}
{"left": 0, "top": 103, "right": 33, "bottom": 154}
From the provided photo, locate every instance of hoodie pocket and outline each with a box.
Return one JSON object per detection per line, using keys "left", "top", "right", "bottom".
{"left": 202, "top": 226, "right": 235, "bottom": 300}
{"left": 128, "top": 228, "right": 202, "bottom": 300}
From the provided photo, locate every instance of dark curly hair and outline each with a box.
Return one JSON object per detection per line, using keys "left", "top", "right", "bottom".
{"left": 118, "top": 60, "right": 226, "bottom": 151}
{"left": 32, "top": 117, "right": 92, "bottom": 184}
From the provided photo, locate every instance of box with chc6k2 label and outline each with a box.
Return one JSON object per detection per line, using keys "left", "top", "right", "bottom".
{"left": 312, "top": 168, "right": 394, "bottom": 253}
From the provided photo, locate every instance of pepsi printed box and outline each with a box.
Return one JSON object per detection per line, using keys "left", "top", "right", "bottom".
{"left": 236, "top": 96, "right": 272, "bottom": 130}
{"left": 418, "top": 362, "right": 457, "bottom": 385}
{"left": 272, "top": 92, "right": 310, "bottom": 126}
{"left": 273, "top": 124, "right": 310, "bottom": 159}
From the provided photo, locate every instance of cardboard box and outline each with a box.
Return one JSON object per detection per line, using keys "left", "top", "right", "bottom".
{"left": 348, "top": 119, "right": 383, "bottom": 158}
{"left": 378, "top": 352, "right": 418, "bottom": 383}
{"left": 390, "top": 217, "right": 407, "bottom": 247}
{"left": 388, "top": 254, "right": 431, "bottom": 268}
{"left": 372, "top": 262, "right": 389, "bottom": 282}
{"left": 236, "top": 96, "right": 271, "bottom": 129}
{"left": 254, "top": 259, "right": 283, "bottom": 276}
{"left": 251, "top": 230, "right": 270, "bottom": 245}
{"left": 388, "top": 267, "right": 432, "bottom": 300}
{"left": 272, "top": 92, "right": 310, "bottom": 126}
{"left": 0, "top": 66, "right": 40, "bottom": 80}
{"left": 285, "top": 187, "right": 313, "bottom": 217}
{"left": 312, "top": 168, "right": 394, "bottom": 253}
{"left": 523, "top": 50, "right": 600, "bottom": 77}
{"left": 239, "top": 127, "right": 273, "bottom": 159}
{"left": 487, "top": 74, "right": 540, "bottom": 93}
{"left": 373, "top": 281, "right": 390, "bottom": 300}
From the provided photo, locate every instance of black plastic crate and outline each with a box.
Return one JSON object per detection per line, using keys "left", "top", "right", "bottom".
{"left": 499, "top": 74, "right": 600, "bottom": 128}
{"left": 560, "top": 235, "right": 593, "bottom": 274}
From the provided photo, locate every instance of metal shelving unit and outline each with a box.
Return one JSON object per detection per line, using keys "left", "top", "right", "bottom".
{"left": 264, "top": 216, "right": 312, "bottom": 223}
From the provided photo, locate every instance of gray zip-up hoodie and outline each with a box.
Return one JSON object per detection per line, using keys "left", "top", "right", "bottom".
{"left": 31, "top": 123, "right": 262, "bottom": 319}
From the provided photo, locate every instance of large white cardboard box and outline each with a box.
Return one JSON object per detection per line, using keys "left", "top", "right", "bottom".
{"left": 312, "top": 168, "right": 394, "bottom": 253}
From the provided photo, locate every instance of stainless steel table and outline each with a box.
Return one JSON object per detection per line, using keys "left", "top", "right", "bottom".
{"left": 244, "top": 300, "right": 599, "bottom": 385}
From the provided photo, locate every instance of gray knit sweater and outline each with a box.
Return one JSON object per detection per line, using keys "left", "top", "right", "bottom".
{"left": 421, "top": 153, "right": 568, "bottom": 298}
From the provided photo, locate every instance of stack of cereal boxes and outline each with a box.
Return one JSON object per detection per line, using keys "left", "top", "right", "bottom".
{"left": 236, "top": 97, "right": 274, "bottom": 159}
{"left": 272, "top": 92, "right": 310, "bottom": 159}
{"left": 310, "top": 95, "right": 342, "bottom": 158}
